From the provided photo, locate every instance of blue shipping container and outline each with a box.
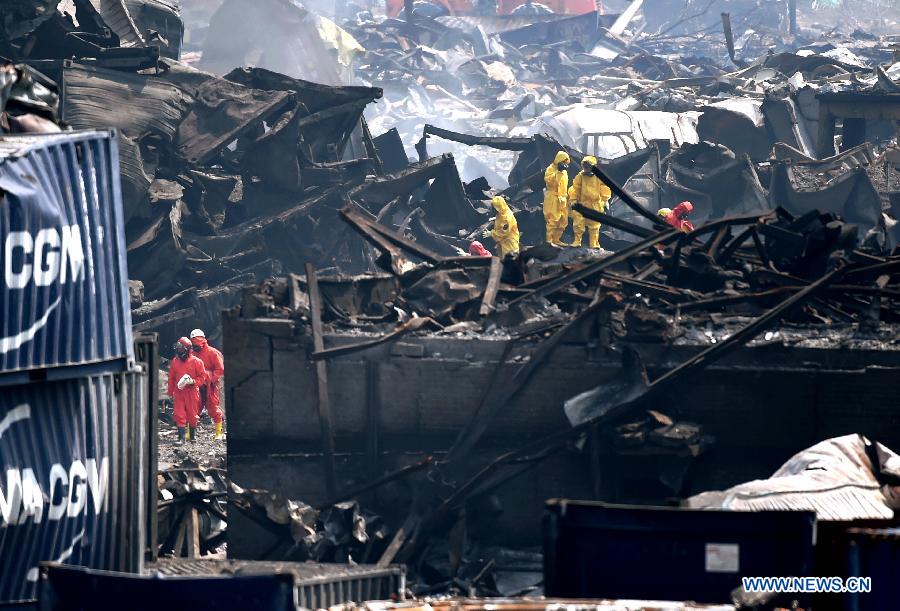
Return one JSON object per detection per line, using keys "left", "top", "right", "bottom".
{"left": 0, "top": 130, "right": 133, "bottom": 384}
{"left": 544, "top": 499, "right": 817, "bottom": 605}
{"left": 0, "top": 371, "right": 147, "bottom": 603}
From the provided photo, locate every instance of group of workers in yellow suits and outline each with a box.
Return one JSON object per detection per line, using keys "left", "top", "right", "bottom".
{"left": 543, "top": 151, "right": 612, "bottom": 249}
{"left": 482, "top": 150, "right": 612, "bottom": 259}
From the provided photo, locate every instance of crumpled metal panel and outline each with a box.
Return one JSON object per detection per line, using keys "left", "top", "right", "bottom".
{"left": 0, "top": 131, "right": 133, "bottom": 382}
{"left": 688, "top": 434, "right": 899, "bottom": 521}
{"left": 90, "top": 0, "right": 145, "bottom": 47}
{"left": 176, "top": 78, "right": 293, "bottom": 166}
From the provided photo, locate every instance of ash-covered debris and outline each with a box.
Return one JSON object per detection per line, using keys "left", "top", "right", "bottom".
{"left": 229, "top": 486, "right": 391, "bottom": 563}
{"left": 158, "top": 463, "right": 228, "bottom": 558}
{"left": 3, "top": 1, "right": 900, "bottom": 356}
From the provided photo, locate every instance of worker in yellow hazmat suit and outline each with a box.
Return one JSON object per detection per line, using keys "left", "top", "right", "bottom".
{"left": 568, "top": 156, "right": 612, "bottom": 249}
{"left": 484, "top": 195, "right": 520, "bottom": 258}
{"left": 543, "top": 151, "right": 570, "bottom": 245}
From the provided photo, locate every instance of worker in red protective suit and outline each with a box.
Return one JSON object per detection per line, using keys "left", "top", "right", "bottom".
{"left": 190, "top": 328, "right": 226, "bottom": 440}
{"left": 468, "top": 241, "right": 492, "bottom": 257}
{"left": 167, "top": 337, "right": 207, "bottom": 445}
{"left": 658, "top": 201, "right": 695, "bottom": 232}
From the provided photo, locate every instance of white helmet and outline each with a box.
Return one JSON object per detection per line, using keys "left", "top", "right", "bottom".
{"left": 189, "top": 328, "right": 205, "bottom": 339}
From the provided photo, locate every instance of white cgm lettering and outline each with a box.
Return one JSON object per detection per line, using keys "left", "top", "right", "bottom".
{"left": 3, "top": 225, "right": 85, "bottom": 289}
{"left": 85, "top": 457, "right": 109, "bottom": 515}
{"left": 48, "top": 463, "right": 69, "bottom": 521}
{"left": 3, "top": 231, "right": 33, "bottom": 289}
{"left": 60, "top": 225, "right": 84, "bottom": 284}
{"left": 33, "top": 228, "right": 61, "bottom": 287}
{"left": 0, "top": 456, "right": 110, "bottom": 525}
{"left": 66, "top": 460, "right": 87, "bottom": 518}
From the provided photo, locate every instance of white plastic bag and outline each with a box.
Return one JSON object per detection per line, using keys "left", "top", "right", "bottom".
{"left": 176, "top": 374, "right": 194, "bottom": 390}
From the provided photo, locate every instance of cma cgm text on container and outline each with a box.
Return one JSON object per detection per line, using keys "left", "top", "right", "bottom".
{"left": 0, "top": 372, "right": 147, "bottom": 602}
{"left": 0, "top": 130, "right": 133, "bottom": 383}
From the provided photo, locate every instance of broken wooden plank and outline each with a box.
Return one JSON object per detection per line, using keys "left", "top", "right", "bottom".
{"left": 721, "top": 13, "right": 736, "bottom": 62}
{"left": 305, "top": 262, "right": 338, "bottom": 499}
{"left": 610, "top": 0, "right": 644, "bottom": 36}
{"left": 377, "top": 512, "right": 419, "bottom": 568}
{"left": 479, "top": 257, "right": 503, "bottom": 316}
{"left": 187, "top": 508, "right": 201, "bottom": 559}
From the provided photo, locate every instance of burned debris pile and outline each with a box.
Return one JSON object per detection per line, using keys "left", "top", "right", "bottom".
{"left": 3, "top": 2, "right": 900, "bottom": 356}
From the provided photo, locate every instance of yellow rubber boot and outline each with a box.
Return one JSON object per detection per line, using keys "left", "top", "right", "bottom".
{"left": 552, "top": 223, "right": 566, "bottom": 245}
{"left": 214, "top": 421, "right": 224, "bottom": 440}
{"left": 589, "top": 227, "right": 601, "bottom": 249}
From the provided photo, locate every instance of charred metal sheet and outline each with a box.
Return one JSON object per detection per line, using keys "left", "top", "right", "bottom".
{"left": 223, "top": 67, "right": 380, "bottom": 164}
{"left": 499, "top": 12, "right": 616, "bottom": 49}
{"left": 93, "top": 0, "right": 145, "bottom": 48}
{"left": 373, "top": 128, "right": 409, "bottom": 175}
{"left": 176, "top": 77, "right": 293, "bottom": 166}
{"left": 61, "top": 63, "right": 193, "bottom": 224}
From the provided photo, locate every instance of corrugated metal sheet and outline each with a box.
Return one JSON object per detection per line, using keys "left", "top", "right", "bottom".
{"left": 0, "top": 369, "right": 147, "bottom": 603}
{"left": 90, "top": 0, "right": 145, "bottom": 47}
{"left": 149, "top": 559, "right": 406, "bottom": 609}
{"left": 687, "top": 434, "right": 897, "bottom": 521}
{"left": 437, "top": 14, "right": 570, "bottom": 34}
{"left": 0, "top": 130, "right": 134, "bottom": 383}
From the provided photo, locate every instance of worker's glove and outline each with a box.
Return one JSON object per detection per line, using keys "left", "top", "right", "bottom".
{"left": 177, "top": 374, "right": 194, "bottom": 390}
{"left": 482, "top": 229, "right": 491, "bottom": 238}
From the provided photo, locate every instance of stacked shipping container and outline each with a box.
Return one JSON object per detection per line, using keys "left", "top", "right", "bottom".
{"left": 0, "top": 131, "right": 147, "bottom": 603}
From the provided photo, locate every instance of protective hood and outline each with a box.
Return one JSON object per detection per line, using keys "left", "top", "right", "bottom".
{"left": 553, "top": 151, "right": 570, "bottom": 165}
{"left": 191, "top": 336, "right": 209, "bottom": 348}
{"left": 491, "top": 196, "right": 509, "bottom": 213}
{"left": 582, "top": 155, "right": 597, "bottom": 168}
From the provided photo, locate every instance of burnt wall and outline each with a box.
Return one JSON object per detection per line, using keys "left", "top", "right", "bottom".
{"left": 225, "top": 311, "right": 900, "bottom": 557}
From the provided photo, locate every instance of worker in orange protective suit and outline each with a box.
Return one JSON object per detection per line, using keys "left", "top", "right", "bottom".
{"left": 568, "top": 156, "right": 612, "bottom": 249}
{"left": 658, "top": 201, "right": 695, "bottom": 232}
{"left": 167, "top": 337, "right": 207, "bottom": 445}
{"left": 543, "top": 151, "right": 570, "bottom": 246}
{"left": 190, "top": 328, "right": 225, "bottom": 440}
{"left": 484, "top": 196, "right": 519, "bottom": 258}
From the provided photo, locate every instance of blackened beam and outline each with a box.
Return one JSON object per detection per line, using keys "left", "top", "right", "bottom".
{"left": 423, "top": 124, "right": 534, "bottom": 151}
{"left": 653, "top": 263, "right": 848, "bottom": 387}
{"left": 310, "top": 316, "right": 438, "bottom": 360}
{"left": 589, "top": 162, "right": 668, "bottom": 227}
{"left": 602, "top": 272, "right": 695, "bottom": 301}
{"left": 507, "top": 228, "right": 681, "bottom": 307}
{"left": 305, "top": 263, "right": 338, "bottom": 499}
{"left": 132, "top": 307, "right": 194, "bottom": 331}
{"left": 361, "top": 117, "right": 385, "bottom": 175}
{"left": 571, "top": 204, "right": 654, "bottom": 237}
{"left": 665, "top": 284, "right": 900, "bottom": 313}
{"left": 480, "top": 257, "right": 503, "bottom": 316}
{"left": 339, "top": 205, "right": 419, "bottom": 275}
{"left": 319, "top": 456, "right": 434, "bottom": 509}
{"left": 441, "top": 264, "right": 849, "bottom": 510}
{"left": 445, "top": 294, "right": 612, "bottom": 465}
{"left": 365, "top": 215, "right": 444, "bottom": 264}
{"left": 296, "top": 98, "right": 372, "bottom": 129}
